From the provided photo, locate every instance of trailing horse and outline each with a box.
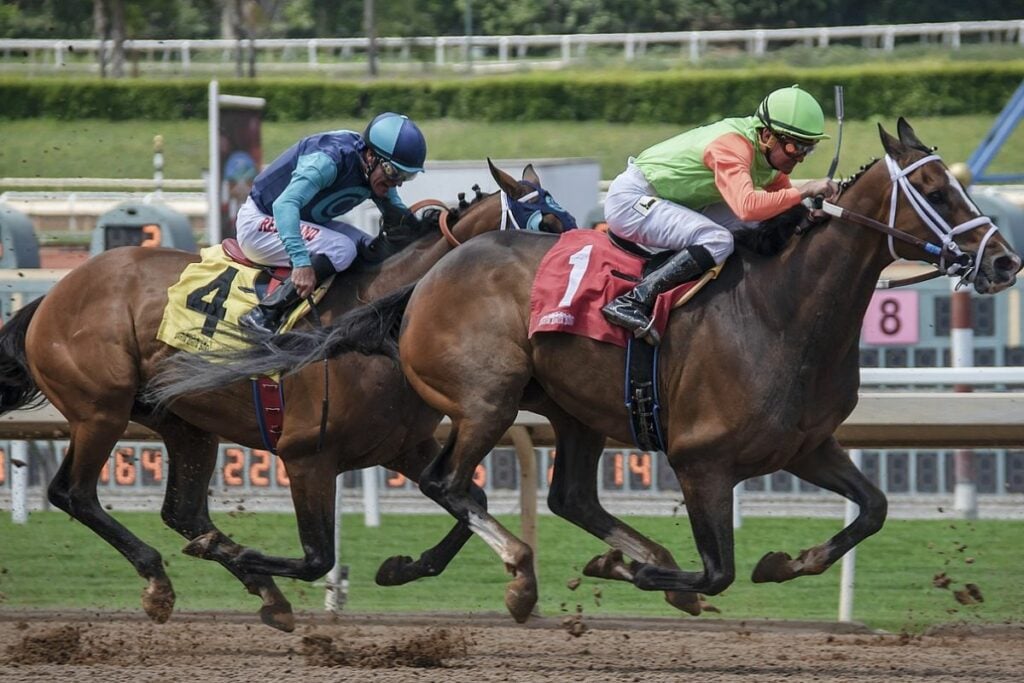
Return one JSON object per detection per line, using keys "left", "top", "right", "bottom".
{"left": 199, "top": 119, "right": 1020, "bottom": 621}
{"left": 0, "top": 161, "right": 575, "bottom": 631}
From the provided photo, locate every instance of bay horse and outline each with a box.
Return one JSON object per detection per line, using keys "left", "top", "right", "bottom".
{"left": 0, "top": 161, "right": 574, "bottom": 631}
{"left": 199, "top": 119, "right": 1020, "bottom": 622}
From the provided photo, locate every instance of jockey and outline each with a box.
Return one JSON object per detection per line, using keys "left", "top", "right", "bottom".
{"left": 602, "top": 85, "right": 839, "bottom": 342}
{"left": 236, "top": 112, "right": 427, "bottom": 334}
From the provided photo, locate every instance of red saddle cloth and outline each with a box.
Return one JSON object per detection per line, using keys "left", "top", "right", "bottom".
{"left": 528, "top": 230, "right": 697, "bottom": 347}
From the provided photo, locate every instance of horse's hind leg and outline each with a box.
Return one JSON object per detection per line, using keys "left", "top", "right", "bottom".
{"left": 543, "top": 407, "right": 706, "bottom": 615}
{"left": 375, "top": 438, "right": 488, "bottom": 586}
{"left": 150, "top": 417, "right": 295, "bottom": 632}
{"left": 188, "top": 443, "right": 339, "bottom": 582}
{"left": 419, "top": 418, "right": 538, "bottom": 623}
{"left": 47, "top": 421, "right": 175, "bottom": 623}
{"left": 752, "top": 437, "right": 887, "bottom": 583}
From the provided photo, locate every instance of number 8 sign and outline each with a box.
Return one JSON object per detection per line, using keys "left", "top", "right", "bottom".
{"left": 862, "top": 290, "right": 919, "bottom": 345}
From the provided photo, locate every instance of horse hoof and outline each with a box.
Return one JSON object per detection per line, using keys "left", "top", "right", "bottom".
{"left": 182, "top": 530, "right": 220, "bottom": 559}
{"left": 141, "top": 581, "right": 176, "bottom": 624}
{"left": 505, "top": 579, "right": 538, "bottom": 624}
{"left": 664, "top": 590, "right": 703, "bottom": 616}
{"left": 259, "top": 603, "right": 296, "bottom": 632}
{"left": 375, "top": 555, "right": 416, "bottom": 586}
{"left": 751, "top": 551, "right": 796, "bottom": 583}
{"left": 583, "top": 549, "right": 630, "bottom": 581}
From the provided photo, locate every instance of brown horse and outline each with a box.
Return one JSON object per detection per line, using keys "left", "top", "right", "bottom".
{"left": 217, "top": 119, "right": 1021, "bottom": 622}
{"left": 0, "top": 161, "right": 574, "bottom": 631}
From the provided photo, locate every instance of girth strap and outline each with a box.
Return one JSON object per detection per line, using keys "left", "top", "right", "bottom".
{"left": 625, "top": 338, "right": 666, "bottom": 453}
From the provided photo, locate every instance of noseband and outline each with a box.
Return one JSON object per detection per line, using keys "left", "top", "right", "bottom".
{"left": 821, "top": 153, "right": 1001, "bottom": 287}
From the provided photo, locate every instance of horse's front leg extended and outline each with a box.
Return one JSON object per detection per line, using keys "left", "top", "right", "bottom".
{"left": 185, "top": 450, "right": 338, "bottom": 582}
{"left": 752, "top": 437, "right": 887, "bottom": 583}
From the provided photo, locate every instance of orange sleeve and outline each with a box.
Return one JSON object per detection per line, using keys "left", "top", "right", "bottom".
{"left": 703, "top": 134, "right": 801, "bottom": 222}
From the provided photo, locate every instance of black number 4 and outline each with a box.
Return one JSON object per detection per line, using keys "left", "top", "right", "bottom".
{"left": 185, "top": 267, "right": 238, "bottom": 337}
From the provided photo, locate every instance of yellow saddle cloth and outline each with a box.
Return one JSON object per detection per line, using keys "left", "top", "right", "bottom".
{"left": 157, "top": 245, "right": 330, "bottom": 355}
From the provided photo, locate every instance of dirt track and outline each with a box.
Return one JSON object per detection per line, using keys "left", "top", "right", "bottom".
{"left": 1, "top": 610, "right": 1022, "bottom": 682}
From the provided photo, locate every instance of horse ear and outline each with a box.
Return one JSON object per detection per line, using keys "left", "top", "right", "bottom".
{"left": 878, "top": 122, "right": 905, "bottom": 159}
{"left": 896, "top": 117, "right": 930, "bottom": 153}
{"left": 488, "top": 158, "right": 522, "bottom": 197}
{"left": 521, "top": 164, "right": 541, "bottom": 186}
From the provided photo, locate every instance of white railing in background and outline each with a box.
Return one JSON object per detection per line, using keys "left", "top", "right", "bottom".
{"left": 0, "top": 20, "right": 1020, "bottom": 74}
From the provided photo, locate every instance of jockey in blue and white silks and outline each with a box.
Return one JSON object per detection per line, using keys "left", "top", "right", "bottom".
{"left": 236, "top": 112, "right": 427, "bottom": 334}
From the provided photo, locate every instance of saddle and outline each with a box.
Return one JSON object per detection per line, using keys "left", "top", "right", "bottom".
{"left": 528, "top": 230, "right": 722, "bottom": 453}
{"left": 221, "top": 238, "right": 291, "bottom": 298}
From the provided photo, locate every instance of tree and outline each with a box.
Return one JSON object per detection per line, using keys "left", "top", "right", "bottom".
{"left": 93, "top": 0, "right": 125, "bottom": 78}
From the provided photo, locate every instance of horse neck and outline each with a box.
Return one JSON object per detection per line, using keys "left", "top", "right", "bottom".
{"left": 743, "top": 175, "right": 895, "bottom": 361}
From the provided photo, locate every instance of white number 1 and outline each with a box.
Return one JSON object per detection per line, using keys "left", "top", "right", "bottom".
{"left": 557, "top": 245, "right": 593, "bottom": 307}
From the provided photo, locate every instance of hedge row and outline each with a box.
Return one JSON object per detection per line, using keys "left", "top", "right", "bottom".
{"left": 2, "top": 62, "right": 1022, "bottom": 123}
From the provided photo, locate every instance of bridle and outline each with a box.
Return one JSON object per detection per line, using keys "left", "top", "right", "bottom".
{"left": 413, "top": 181, "right": 577, "bottom": 249}
{"left": 820, "top": 153, "right": 999, "bottom": 289}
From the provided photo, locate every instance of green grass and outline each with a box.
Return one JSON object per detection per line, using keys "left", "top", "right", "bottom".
{"left": 1, "top": 511, "right": 1020, "bottom": 633}
{"left": 2, "top": 114, "right": 1021, "bottom": 183}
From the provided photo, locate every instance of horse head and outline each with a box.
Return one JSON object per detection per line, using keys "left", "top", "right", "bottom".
{"left": 446, "top": 160, "right": 577, "bottom": 243}
{"left": 873, "top": 118, "right": 1021, "bottom": 294}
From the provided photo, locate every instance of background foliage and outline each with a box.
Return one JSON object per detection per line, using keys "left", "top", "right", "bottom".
{"left": 0, "top": 0, "right": 1019, "bottom": 39}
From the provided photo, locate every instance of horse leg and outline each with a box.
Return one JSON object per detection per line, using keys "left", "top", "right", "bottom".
{"left": 626, "top": 462, "right": 738, "bottom": 596}
{"left": 751, "top": 436, "right": 887, "bottom": 583}
{"left": 420, "top": 421, "right": 538, "bottom": 623}
{"left": 186, "top": 447, "right": 338, "bottom": 581}
{"left": 543, "top": 408, "right": 705, "bottom": 615}
{"left": 151, "top": 417, "right": 294, "bottom": 632}
{"left": 46, "top": 421, "right": 175, "bottom": 623}
{"left": 375, "top": 438, "right": 489, "bottom": 586}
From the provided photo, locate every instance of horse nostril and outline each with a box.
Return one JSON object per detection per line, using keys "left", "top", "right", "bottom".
{"left": 996, "top": 254, "right": 1024, "bottom": 275}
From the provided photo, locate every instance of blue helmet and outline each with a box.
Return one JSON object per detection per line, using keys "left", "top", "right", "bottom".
{"left": 363, "top": 112, "right": 427, "bottom": 174}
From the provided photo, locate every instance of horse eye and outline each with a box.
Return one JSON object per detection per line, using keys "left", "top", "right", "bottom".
{"left": 927, "top": 190, "right": 946, "bottom": 204}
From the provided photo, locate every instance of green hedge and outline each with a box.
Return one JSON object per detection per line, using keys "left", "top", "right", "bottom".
{"left": 2, "top": 62, "right": 1021, "bottom": 123}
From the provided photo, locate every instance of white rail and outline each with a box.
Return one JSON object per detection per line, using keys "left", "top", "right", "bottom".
{"left": 0, "top": 20, "right": 1020, "bottom": 73}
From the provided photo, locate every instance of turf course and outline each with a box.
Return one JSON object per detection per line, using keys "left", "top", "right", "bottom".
{"left": 1, "top": 511, "right": 1020, "bottom": 634}
{"left": 2, "top": 114, "right": 1021, "bottom": 183}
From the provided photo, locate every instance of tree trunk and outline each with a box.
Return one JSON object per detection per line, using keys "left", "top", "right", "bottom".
{"left": 364, "top": 0, "right": 378, "bottom": 77}
{"left": 93, "top": 0, "right": 126, "bottom": 78}
{"left": 109, "top": 0, "right": 126, "bottom": 78}
{"left": 93, "top": 0, "right": 108, "bottom": 78}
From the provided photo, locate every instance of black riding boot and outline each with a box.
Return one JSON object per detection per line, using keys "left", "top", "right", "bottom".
{"left": 602, "top": 245, "right": 716, "bottom": 345}
{"left": 239, "top": 254, "right": 336, "bottom": 335}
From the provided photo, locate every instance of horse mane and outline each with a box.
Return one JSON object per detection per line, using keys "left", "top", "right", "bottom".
{"left": 354, "top": 186, "right": 492, "bottom": 267}
{"left": 733, "top": 203, "right": 809, "bottom": 257}
{"left": 733, "top": 154, "right": 893, "bottom": 257}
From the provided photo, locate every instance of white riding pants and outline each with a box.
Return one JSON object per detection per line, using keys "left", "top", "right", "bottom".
{"left": 235, "top": 196, "right": 371, "bottom": 270}
{"left": 603, "top": 162, "right": 756, "bottom": 265}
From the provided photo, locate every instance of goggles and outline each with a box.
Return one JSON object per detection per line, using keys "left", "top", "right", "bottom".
{"left": 775, "top": 134, "right": 817, "bottom": 159}
{"left": 379, "top": 158, "right": 418, "bottom": 183}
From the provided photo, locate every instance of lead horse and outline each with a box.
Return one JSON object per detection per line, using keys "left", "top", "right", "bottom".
{"left": 211, "top": 120, "right": 1021, "bottom": 621}
{"left": 0, "top": 161, "right": 574, "bottom": 630}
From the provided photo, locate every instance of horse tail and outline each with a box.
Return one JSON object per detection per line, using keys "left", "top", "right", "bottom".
{"left": 0, "top": 296, "right": 45, "bottom": 415}
{"left": 144, "top": 283, "right": 415, "bottom": 407}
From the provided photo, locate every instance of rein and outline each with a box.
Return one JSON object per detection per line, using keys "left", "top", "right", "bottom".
{"left": 820, "top": 153, "right": 999, "bottom": 288}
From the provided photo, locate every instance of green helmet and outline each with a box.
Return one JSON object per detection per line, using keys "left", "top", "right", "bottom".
{"left": 756, "top": 85, "right": 830, "bottom": 141}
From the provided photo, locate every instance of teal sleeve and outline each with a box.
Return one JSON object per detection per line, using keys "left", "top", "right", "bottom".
{"left": 272, "top": 152, "right": 337, "bottom": 268}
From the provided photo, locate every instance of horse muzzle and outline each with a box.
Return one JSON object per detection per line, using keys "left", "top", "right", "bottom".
{"left": 972, "top": 244, "right": 1022, "bottom": 294}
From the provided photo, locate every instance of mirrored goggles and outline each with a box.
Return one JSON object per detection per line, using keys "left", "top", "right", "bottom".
{"left": 380, "top": 158, "right": 418, "bottom": 183}
{"left": 776, "top": 134, "right": 817, "bottom": 159}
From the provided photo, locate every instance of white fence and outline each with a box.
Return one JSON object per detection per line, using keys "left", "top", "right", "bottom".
{"left": 1, "top": 20, "right": 1021, "bottom": 75}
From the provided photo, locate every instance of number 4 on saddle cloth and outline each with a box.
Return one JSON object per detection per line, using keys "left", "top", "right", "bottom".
{"left": 155, "top": 240, "right": 333, "bottom": 453}
{"left": 529, "top": 229, "right": 721, "bottom": 451}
